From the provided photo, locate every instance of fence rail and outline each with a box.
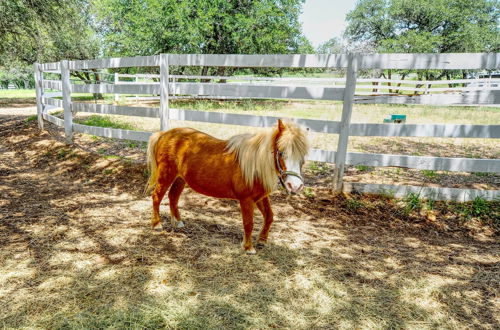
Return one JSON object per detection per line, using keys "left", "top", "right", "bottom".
{"left": 113, "top": 72, "right": 500, "bottom": 101}
{"left": 34, "top": 53, "right": 500, "bottom": 201}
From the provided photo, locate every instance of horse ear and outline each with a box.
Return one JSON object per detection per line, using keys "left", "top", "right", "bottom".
{"left": 277, "top": 119, "right": 285, "bottom": 132}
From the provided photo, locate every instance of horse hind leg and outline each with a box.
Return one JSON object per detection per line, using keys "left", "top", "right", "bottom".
{"left": 151, "top": 167, "right": 177, "bottom": 229}
{"left": 168, "top": 177, "right": 186, "bottom": 228}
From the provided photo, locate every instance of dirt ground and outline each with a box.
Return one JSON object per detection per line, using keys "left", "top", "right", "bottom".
{"left": 0, "top": 103, "right": 499, "bottom": 328}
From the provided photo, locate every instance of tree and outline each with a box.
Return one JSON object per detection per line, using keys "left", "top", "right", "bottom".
{"left": 93, "top": 0, "right": 312, "bottom": 75}
{"left": 317, "top": 37, "right": 344, "bottom": 54}
{"left": 344, "top": 0, "right": 499, "bottom": 53}
{"left": 0, "top": 0, "right": 99, "bottom": 67}
{"left": 94, "top": 0, "right": 311, "bottom": 56}
{"left": 344, "top": 0, "right": 499, "bottom": 84}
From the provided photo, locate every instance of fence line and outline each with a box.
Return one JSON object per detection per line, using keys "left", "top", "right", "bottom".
{"left": 112, "top": 72, "right": 500, "bottom": 102}
{"left": 35, "top": 53, "right": 500, "bottom": 201}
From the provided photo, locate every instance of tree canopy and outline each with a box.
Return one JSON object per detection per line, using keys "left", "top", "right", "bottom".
{"left": 0, "top": 0, "right": 99, "bottom": 67}
{"left": 344, "top": 0, "right": 500, "bottom": 53}
{"left": 316, "top": 37, "right": 344, "bottom": 54}
{"left": 93, "top": 0, "right": 312, "bottom": 57}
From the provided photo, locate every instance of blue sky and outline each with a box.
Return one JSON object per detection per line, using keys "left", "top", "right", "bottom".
{"left": 300, "top": 0, "right": 358, "bottom": 48}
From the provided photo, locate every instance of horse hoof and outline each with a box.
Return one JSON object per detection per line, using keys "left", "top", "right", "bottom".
{"left": 175, "top": 221, "right": 185, "bottom": 228}
{"left": 245, "top": 248, "right": 256, "bottom": 255}
{"left": 256, "top": 241, "right": 267, "bottom": 249}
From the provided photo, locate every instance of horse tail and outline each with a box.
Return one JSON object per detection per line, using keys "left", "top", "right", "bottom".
{"left": 144, "top": 131, "right": 162, "bottom": 195}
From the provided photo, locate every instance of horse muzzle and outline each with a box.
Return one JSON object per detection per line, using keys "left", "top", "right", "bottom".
{"left": 279, "top": 171, "right": 304, "bottom": 194}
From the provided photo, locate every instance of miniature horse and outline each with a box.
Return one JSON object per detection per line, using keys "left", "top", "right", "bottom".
{"left": 145, "top": 119, "right": 309, "bottom": 254}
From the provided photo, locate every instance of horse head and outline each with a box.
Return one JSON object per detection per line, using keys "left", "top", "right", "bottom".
{"left": 273, "top": 119, "right": 310, "bottom": 194}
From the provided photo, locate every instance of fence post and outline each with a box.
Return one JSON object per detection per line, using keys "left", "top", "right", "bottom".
{"left": 33, "top": 63, "right": 44, "bottom": 130}
{"left": 114, "top": 72, "right": 119, "bottom": 102}
{"left": 159, "top": 53, "right": 170, "bottom": 131}
{"left": 60, "top": 60, "right": 73, "bottom": 143}
{"left": 332, "top": 53, "right": 358, "bottom": 192}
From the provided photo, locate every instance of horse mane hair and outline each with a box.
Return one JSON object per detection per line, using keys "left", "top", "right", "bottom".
{"left": 226, "top": 120, "right": 309, "bottom": 192}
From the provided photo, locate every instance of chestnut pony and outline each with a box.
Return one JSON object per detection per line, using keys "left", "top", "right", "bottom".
{"left": 145, "top": 119, "right": 309, "bottom": 254}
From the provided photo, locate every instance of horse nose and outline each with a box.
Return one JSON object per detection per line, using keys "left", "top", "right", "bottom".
{"left": 286, "top": 181, "right": 303, "bottom": 193}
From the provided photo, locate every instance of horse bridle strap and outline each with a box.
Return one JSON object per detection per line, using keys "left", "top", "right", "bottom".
{"left": 275, "top": 150, "right": 303, "bottom": 193}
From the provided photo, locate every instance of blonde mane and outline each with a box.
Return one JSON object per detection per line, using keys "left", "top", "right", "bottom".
{"left": 226, "top": 121, "right": 309, "bottom": 192}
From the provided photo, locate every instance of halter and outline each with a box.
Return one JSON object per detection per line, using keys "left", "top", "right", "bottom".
{"left": 275, "top": 150, "right": 304, "bottom": 194}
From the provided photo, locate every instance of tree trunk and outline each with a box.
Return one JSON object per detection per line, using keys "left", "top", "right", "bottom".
{"left": 216, "top": 67, "right": 226, "bottom": 83}
{"left": 395, "top": 73, "right": 407, "bottom": 94}
{"left": 92, "top": 70, "right": 104, "bottom": 100}
{"left": 200, "top": 66, "right": 210, "bottom": 83}
{"left": 387, "top": 69, "right": 392, "bottom": 93}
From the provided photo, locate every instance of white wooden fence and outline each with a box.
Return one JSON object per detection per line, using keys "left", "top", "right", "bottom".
{"left": 113, "top": 72, "right": 500, "bottom": 100}
{"left": 34, "top": 53, "right": 500, "bottom": 201}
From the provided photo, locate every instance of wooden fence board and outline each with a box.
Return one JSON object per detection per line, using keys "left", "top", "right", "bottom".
{"left": 358, "top": 53, "right": 500, "bottom": 70}
{"left": 172, "top": 82, "right": 345, "bottom": 101}
{"left": 70, "top": 55, "right": 160, "bottom": 69}
{"left": 168, "top": 54, "right": 349, "bottom": 68}
{"left": 71, "top": 83, "right": 160, "bottom": 95}
{"left": 344, "top": 183, "right": 500, "bottom": 201}
{"left": 42, "top": 113, "right": 65, "bottom": 127}
{"left": 72, "top": 102, "right": 160, "bottom": 118}
{"left": 346, "top": 152, "right": 499, "bottom": 173}
{"left": 40, "top": 62, "right": 60, "bottom": 71}
{"left": 42, "top": 80, "right": 63, "bottom": 90}
{"left": 67, "top": 53, "right": 500, "bottom": 70}
{"left": 42, "top": 97, "right": 64, "bottom": 108}
{"left": 355, "top": 90, "right": 500, "bottom": 105}
{"left": 349, "top": 123, "right": 500, "bottom": 138}
{"left": 169, "top": 108, "right": 341, "bottom": 133}
{"left": 72, "top": 124, "right": 152, "bottom": 141}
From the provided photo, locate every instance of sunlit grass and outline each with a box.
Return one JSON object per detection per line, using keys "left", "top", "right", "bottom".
{"left": 75, "top": 114, "right": 136, "bottom": 130}
{"left": 0, "top": 89, "right": 36, "bottom": 98}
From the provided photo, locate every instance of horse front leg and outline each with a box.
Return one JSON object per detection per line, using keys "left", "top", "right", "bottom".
{"left": 239, "top": 198, "right": 256, "bottom": 254}
{"left": 256, "top": 196, "right": 273, "bottom": 246}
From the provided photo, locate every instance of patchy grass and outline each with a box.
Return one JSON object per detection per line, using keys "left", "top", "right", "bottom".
{"left": 308, "top": 161, "right": 330, "bottom": 175}
{"left": 24, "top": 115, "right": 38, "bottom": 122}
{"left": 355, "top": 165, "right": 373, "bottom": 172}
{"left": 421, "top": 170, "right": 438, "bottom": 179}
{"left": 403, "top": 192, "right": 422, "bottom": 215}
{"left": 302, "top": 186, "right": 315, "bottom": 198}
{"left": 450, "top": 197, "right": 499, "bottom": 230}
{"left": 75, "top": 114, "right": 136, "bottom": 130}
{"left": 345, "top": 197, "right": 365, "bottom": 211}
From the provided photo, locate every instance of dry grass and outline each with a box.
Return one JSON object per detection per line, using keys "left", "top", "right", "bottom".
{"left": 1, "top": 113, "right": 499, "bottom": 329}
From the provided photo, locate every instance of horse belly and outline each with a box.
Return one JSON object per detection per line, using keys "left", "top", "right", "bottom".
{"left": 182, "top": 174, "right": 236, "bottom": 199}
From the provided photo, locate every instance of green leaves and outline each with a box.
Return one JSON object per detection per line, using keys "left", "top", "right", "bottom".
{"left": 0, "top": 0, "right": 99, "bottom": 66}
{"left": 345, "top": 0, "right": 500, "bottom": 53}
{"left": 92, "top": 0, "right": 310, "bottom": 57}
